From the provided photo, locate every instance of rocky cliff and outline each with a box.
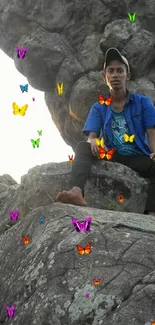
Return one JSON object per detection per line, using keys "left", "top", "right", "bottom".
{"left": 0, "top": 0, "right": 155, "bottom": 324}
{"left": 0, "top": 0, "right": 155, "bottom": 150}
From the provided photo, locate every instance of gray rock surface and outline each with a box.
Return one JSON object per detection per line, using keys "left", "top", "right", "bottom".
{"left": 0, "top": 0, "right": 155, "bottom": 150}
{"left": 0, "top": 161, "right": 153, "bottom": 325}
{"left": 0, "top": 0, "right": 155, "bottom": 323}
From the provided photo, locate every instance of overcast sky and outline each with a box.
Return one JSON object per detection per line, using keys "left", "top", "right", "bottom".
{"left": 0, "top": 49, "right": 74, "bottom": 183}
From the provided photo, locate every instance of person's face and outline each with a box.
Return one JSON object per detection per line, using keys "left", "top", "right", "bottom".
{"left": 103, "top": 60, "right": 130, "bottom": 91}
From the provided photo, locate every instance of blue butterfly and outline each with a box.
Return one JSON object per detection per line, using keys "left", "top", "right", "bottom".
{"left": 20, "top": 84, "right": 28, "bottom": 93}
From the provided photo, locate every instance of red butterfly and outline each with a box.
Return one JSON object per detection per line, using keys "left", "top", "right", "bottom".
{"left": 76, "top": 243, "right": 91, "bottom": 255}
{"left": 98, "top": 94, "right": 113, "bottom": 106}
{"left": 22, "top": 235, "right": 30, "bottom": 245}
{"left": 93, "top": 279, "right": 101, "bottom": 285}
{"left": 117, "top": 194, "right": 124, "bottom": 203}
{"left": 68, "top": 155, "right": 74, "bottom": 163}
{"left": 99, "top": 148, "right": 116, "bottom": 160}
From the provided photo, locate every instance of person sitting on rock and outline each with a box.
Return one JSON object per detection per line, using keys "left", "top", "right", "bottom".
{"left": 56, "top": 47, "right": 155, "bottom": 216}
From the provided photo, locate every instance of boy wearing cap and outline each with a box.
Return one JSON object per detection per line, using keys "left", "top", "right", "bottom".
{"left": 56, "top": 48, "right": 155, "bottom": 216}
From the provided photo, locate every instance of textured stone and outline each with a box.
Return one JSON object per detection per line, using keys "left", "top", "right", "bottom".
{"left": 0, "top": 0, "right": 155, "bottom": 150}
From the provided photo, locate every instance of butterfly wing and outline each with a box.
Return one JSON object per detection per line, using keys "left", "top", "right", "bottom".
{"left": 99, "top": 148, "right": 106, "bottom": 159}
{"left": 133, "top": 12, "right": 136, "bottom": 21}
{"left": 36, "top": 138, "right": 40, "bottom": 147}
{"left": 19, "top": 104, "right": 28, "bottom": 116}
{"left": 84, "top": 242, "right": 91, "bottom": 254}
{"left": 25, "top": 84, "right": 28, "bottom": 92}
{"left": 124, "top": 133, "right": 129, "bottom": 142}
{"left": 12, "top": 102, "right": 20, "bottom": 115}
{"left": 84, "top": 217, "right": 92, "bottom": 232}
{"left": 106, "top": 149, "right": 115, "bottom": 160}
{"left": 20, "top": 85, "right": 24, "bottom": 93}
{"left": 105, "top": 96, "right": 113, "bottom": 106}
{"left": 76, "top": 245, "right": 85, "bottom": 255}
{"left": 129, "top": 134, "right": 135, "bottom": 142}
{"left": 31, "top": 139, "right": 36, "bottom": 148}
{"left": 72, "top": 219, "right": 81, "bottom": 232}
{"left": 98, "top": 94, "right": 105, "bottom": 104}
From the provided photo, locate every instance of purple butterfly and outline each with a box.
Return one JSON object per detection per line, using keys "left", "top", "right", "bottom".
{"left": 72, "top": 217, "right": 92, "bottom": 232}
{"left": 9, "top": 210, "right": 19, "bottom": 221}
{"left": 16, "top": 46, "right": 28, "bottom": 59}
{"left": 6, "top": 305, "right": 16, "bottom": 318}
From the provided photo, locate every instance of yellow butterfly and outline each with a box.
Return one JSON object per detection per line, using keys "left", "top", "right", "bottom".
{"left": 57, "top": 83, "right": 64, "bottom": 95}
{"left": 12, "top": 102, "right": 28, "bottom": 116}
{"left": 95, "top": 137, "right": 104, "bottom": 148}
{"left": 124, "top": 133, "right": 135, "bottom": 143}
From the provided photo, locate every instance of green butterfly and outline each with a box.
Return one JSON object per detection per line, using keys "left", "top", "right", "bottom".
{"left": 128, "top": 12, "right": 136, "bottom": 22}
{"left": 30, "top": 138, "right": 40, "bottom": 148}
{"left": 37, "top": 130, "right": 42, "bottom": 136}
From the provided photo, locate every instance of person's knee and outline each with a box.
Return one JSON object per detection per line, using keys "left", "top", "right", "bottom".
{"left": 76, "top": 141, "right": 90, "bottom": 150}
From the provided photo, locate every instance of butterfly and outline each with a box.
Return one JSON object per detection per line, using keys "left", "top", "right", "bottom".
{"left": 98, "top": 148, "right": 116, "bottom": 160}
{"left": 151, "top": 322, "right": 155, "bottom": 325}
{"left": 76, "top": 242, "right": 91, "bottom": 255}
{"left": 22, "top": 235, "right": 30, "bottom": 245}
{"left": 9, "top": 210, "right": 19, "bottom": 221}
{"left": 20, "top": 84, "right": 28, "bottom": 93}
{"left": 30, "top": 138, "right": 40, "bottom": 148}
{"left": 12, "top": 102, "right": 28, "bottom": 116}
{"left": 98, "top": 94, "right": 113, "bottom": 106}
{"left": 32, "top": 98, "right": 35, "bottom": 101}
{"left": 72, "top": 217, "right": 92, "bottom": 232}
{"left": 124, "top": 133, "right": 135, "bottom": 143}
{"left": 117, "top": 194, "right": 124, "bottom": 203}
{"left": 85, "top": 292, "right": 90, "bottom": 298}
{"left": 68, "top": 155, "right": 74, "bottom": 163}
{"left": 40, "top": 216, "right": 44, "bottom": 223}
{"left": 57, "top": 82, "right": 64, "bottom": 95}
{"left": 6, "top": 305, "right": 16, "bottom": 318}
{"left": 93, "top": 279, "right": 101, "bottom": 285}
{"left": 37, "top": 130, "right": 42, "bottom": 136}
{"left": 95, "top": 137, "right": 104, "bottom": 148}
{"left": 16, "top": 46, "right": 28, "bottom": 59}
{"left": 128, "top": 12, "right": 136, "bottom": 22}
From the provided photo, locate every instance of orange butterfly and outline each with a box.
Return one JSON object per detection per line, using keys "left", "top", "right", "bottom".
{"left": 93, "top": 279, "right": 101, "bottom": 285}
{"left": 117, "top": 194, "right": 124, "bottom": 203}
{"left": 76, "top": 243, "right": 91, "bottom": 255}
{"left": 22, "top": 235, "right": 30, "bottom": 245}
{"left": 151, "top": 322, "right": 155, "bottom": 325}
{"left": 98, "top": 148, "right": 116, "bottom": 160}
{"left": 68, "top": 155, "right": 74, "bottom": 163}
{"left": 98, "top": 94, "right": 113, "bottom": 106}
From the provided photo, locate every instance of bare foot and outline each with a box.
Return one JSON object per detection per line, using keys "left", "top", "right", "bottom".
{"left": 56, "top": 187, "right": 87, "bottom": 206}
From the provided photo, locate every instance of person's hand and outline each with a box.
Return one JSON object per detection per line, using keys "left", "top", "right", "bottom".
{"left": 150, "top": 153, "right": 155, "bottom": 161}
{"left": 90, "top": 138, "right": 99, "bottom": 157}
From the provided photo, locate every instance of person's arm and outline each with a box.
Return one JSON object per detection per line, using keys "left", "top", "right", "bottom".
{"left": 146, "top": 127, "right": 155, "bottom": 153}
{"left": 142, "top": 96, "right": 155, "bottom": 157}
{"left": 87, "top": 132, "right": 98, "bottom": 143}
{"left": 83, "top": 103, "right": 102, "bottom": 140}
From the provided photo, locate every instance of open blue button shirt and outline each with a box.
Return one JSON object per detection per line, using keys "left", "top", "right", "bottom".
{"left": 83, "top": 91, "right": 155, "bottom": 156}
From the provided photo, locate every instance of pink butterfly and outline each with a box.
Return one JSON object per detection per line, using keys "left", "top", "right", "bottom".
{"left": 72, "top": 217, "right": 92, "bottom": 232}
{"left": 9, "top": 210, "right": 19, "bottom": 221}
{"left": 16, "top": 46, "right": 28, "bottom": 59}
{"left": 6, "top": 305, "right": 16, "bottom": 318}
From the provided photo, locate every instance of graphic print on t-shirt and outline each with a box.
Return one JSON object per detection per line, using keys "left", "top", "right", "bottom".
{"left": 111, "top": 110, "right": 143, "bottom": 155}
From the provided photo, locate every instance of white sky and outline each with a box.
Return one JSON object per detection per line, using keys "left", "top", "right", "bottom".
{"left": 0, "top": 50, "right": 74, "bottom": 184}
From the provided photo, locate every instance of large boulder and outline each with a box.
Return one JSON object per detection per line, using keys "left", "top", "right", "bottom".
{"left": 0, "top": 0, "right": 155, "bottom": 150}
{"left": 0, "top": 161, "right": 148, "bottom": 239}
{"left": 0, "top": 202, "right": 155, "bottom": 325}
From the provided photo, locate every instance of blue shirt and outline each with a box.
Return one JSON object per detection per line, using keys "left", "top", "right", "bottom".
{"left": 83, "top": 90, "right": 155, "bottom": 156}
